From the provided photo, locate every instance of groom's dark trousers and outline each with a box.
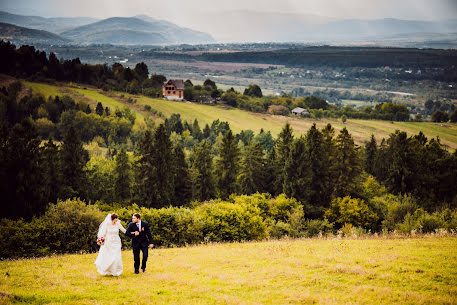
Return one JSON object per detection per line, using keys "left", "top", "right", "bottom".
{"left": 125, "top": 220, "right": 154, "bottom": 272}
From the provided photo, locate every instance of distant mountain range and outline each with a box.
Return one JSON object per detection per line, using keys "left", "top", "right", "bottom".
{"left": 0, "top": 11, "right": 97, "bottom": 33}
{"left": 0, "top": 22, "right": 69, "bottom": 44}
{"left": 0, "top": 10, "right": 456, "bottom": 46}
{"left": 201, "top": 10, "right": 457, "bottom": 44}
{"left": 0, "top": 11, "right": 215, "bottom": 45}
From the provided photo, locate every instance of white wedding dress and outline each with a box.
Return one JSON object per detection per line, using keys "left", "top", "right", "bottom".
{"left": 94, "top": 218, "right": 126, "bottom": 276}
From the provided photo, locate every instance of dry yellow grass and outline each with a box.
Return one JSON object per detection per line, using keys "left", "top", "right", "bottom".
{"left": 1, "top": 237, "right": 456, "bottom": 304}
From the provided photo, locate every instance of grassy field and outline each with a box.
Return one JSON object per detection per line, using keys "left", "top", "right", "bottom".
{"left": 23, "top": 81, "right": 63, "bottom": 99}
{"left": 20, "top": 81, "right": 457, "bottom": 150}
{"left": 0, "top": 237, "right": 456, "bottom": 304}
{"left": 341, "top": 99, "right": 379, "bottom": 109}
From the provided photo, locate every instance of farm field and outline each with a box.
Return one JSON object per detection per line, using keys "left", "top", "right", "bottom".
{"left": 20, "top": 81, "right": 457, "bottom": 150}
{"left": 0, "top": 237, "right": 456, "bottom": 304}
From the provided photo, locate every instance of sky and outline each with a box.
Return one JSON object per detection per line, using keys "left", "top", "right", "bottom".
{"left": 1, "top": 0, "right": 457, "bottom": 40}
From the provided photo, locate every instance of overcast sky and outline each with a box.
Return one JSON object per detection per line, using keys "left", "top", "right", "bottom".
{"left": 1, "top": 0, "right": 457, "bottom": 37}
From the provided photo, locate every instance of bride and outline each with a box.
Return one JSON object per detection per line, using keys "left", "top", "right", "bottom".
{"left": 95, "top": 213, "right": 126, "bottom": 276}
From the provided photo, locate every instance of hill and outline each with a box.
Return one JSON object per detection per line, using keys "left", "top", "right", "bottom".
{"left": 0, "top": 237, "right": 456, "bottom": 304}
{"left": 0, "top": 22, "right": 70, "bottom": 44}
{"left": 60, "top": 16, "right": 215, "bottom": 45}
{"left": 19, "top": 80, "right": 457, "bottom": 151}
{"left": 0, "top": 10, "right": 97, "bottom": 33}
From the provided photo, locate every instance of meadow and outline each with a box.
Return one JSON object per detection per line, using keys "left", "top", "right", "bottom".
{"left": 21, "top": 81, "right": 457, "bottom": 150}
{"left": 0, "top": 237, "right": 456, "bottom": 304}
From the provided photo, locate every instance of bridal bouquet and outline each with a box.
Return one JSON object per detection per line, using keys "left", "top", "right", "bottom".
{"left": 97, "top": 237, "right": 105, "bottom": 246}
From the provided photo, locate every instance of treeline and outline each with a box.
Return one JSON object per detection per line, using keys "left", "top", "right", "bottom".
{"left": 291, "top": 87, "right": 395, "bottom": 104}
{"left": 2, "top": 95, "right": 456, "bottom": 221}
{"left": 0, "top": 41, "right": 166, "bottom": 96}
{"left": 183, "top": 79, "right": 413, "bottom": 121}
{"left": 196, "top": 46, "right": 457, "bottom": 71}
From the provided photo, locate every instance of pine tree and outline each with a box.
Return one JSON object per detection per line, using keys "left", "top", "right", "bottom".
{"left": 85, "top": 104, "right": 92, "bottom": 114}
{"left": 334, "top": 128, "right": 361, "bottom": 198}
{"left": 95, "top": 102, "right": 104, "bottom": 116}
{"left": 203, "top": 124, "right": 211, "bottom": 139}
{"left": 60, "top": 126, "right": 88, "bottom": 199}
{"left": 385, "top": 131, "right": 411, "bottom": 194}
{"left": 192, "top": 119, "right": 203, "bottom": 141}
{"left": 273, "top": 123, "right": 293, "bottom": 195}
{"left": 114, "top": 148, "right": 132, "bottom": 203}
{"left": 134, "top": 130, "right": 155, "bottom": 207}
{"left": 215, "top": 130, "right": 240, "bottom": 199}
{"left": 191, "top": 140, "right": 215, "bottom": 201}
{"left": 263, "top": 148, "right": 278, "bottom": 195}
{"left": 283, "top": 136, "right": 309, "bottom": 202}
{"left": 150, "top": 124, "right": 174, "bottom": 207}
{"left": 374, "top": 138, "right": 389, "bottom": 183}
{"left": 172, "top": 144, "right": 191, "bottom": 205}
{"left": 41, "top": 138, "right": 61, "bottom": 206}
{"left": 364, "top": 135, "right": 377, "bottom": 175}
{"left": 321, "top": 123, "right": 337, "bottom": 203}
{"left": 238, "top": 142, "right": 265, "bottom": 194}
{"left": 304, "top": 124, "right": 331, "bottom": 214}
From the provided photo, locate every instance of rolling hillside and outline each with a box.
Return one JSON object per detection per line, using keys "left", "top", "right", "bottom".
{"left": 20, "top": 80, "right": 457, "bottom": 151}
{"left": 19, "top": 82, "right": 457, "bottom": 150}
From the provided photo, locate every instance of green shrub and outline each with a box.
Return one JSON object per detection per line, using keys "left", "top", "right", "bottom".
{"left": 325, "top": 196, "right": 378, "bottom": 230}
{"left": 268, "top": 221, "right": 292, "bottom": 239}
{"left": 196, "top": 201, "right": 267, "bottom": 242}
{"left": 303, "top": 219, "right": 333, "bottom": 237}
{"left": 0, "top": 199, "right": 104, "bottom": 259}
{"left": 381, "top": 194, "right": 418, "bottom": 231}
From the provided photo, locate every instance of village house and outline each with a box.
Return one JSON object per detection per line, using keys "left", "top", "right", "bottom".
{"left": 291, "top": 107, "right": 310, "bottom": 117}
{"left": 162, "top": 79, "right": 184, "bottom": 100}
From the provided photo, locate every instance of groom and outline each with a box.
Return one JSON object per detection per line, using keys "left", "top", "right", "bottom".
{"left": 125, "top": 213, "right": 154, "bottom": 274}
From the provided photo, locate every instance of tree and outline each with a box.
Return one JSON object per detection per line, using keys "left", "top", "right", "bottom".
{"left": 244, "top": 84, "right": 263, "bottom": 97}
{"left": 364, "top": 135, "right": 377, "bottom": 175}
{"left": 283, "top": 136, "right": 309, "bottom": 203}
{"left": 341, "top": 114, "right": 347, "bottom": 123}
{"left": 238, "top": 142, "right": 265, "bottom": 194}
{"left": 432, "top": 110, "right": 449, "bottom": 122}
{"left": 184, "top": 79, "right": 193, "bottom": 87}
{"left": 172, "top": 144, "right": 191, "bottom": 205}
{"left": 60, "top": 127, "right": 88, "bottom": 199}
{"left": 134, "top": 130, "right": 155, "bottom": 206}
{"left": 191, "top": 119, "right": 203, "bottom": 141}
{"left": 150, "top": 124, "right": 174, "bottom": 207}
{"left": 0, "top": 118, "right": 43, "bottom": 219}
{"left": 384, "top": 131, "right": 413, "bottom": 195}
{"left": 215, "top": 130, "right": 240, "bottom": 199}
{"left": 114, "top": 148, "right": 132, "bottom": 203}
{"left": 334, "top": 128, "right": 361, "bottom": 197}
{"left": 95, "top": 102, "right": 104, "bottom": 116}
{"left": 41, "top": 138, "right": 61, "bottom": 206}
{"left": 303, "top": 124, "right": 333, "bottom": 215}
{"left": 273, "top": 123, "right": 293, "bottom": 195}
{"left": 450, "top": 109, "right": 457, "bottom": 123}
{"left": 134, "top": 62, "right": 149, "bottom": 80}
{"left": 85, "top": 104, "right": 92, "bottom": 114}
{"left": 253, "top": 129, "right": 275, "bottom": 152}
{"left": 191, "top": 140, "right": 215, "bottom": 201}
{"left": 203, "top": 78, "right": 217, "bottom": 90}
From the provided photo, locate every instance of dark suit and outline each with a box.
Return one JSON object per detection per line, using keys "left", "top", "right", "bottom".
{"left": 125, "top": 220, "right": 153, "bottom": 272}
